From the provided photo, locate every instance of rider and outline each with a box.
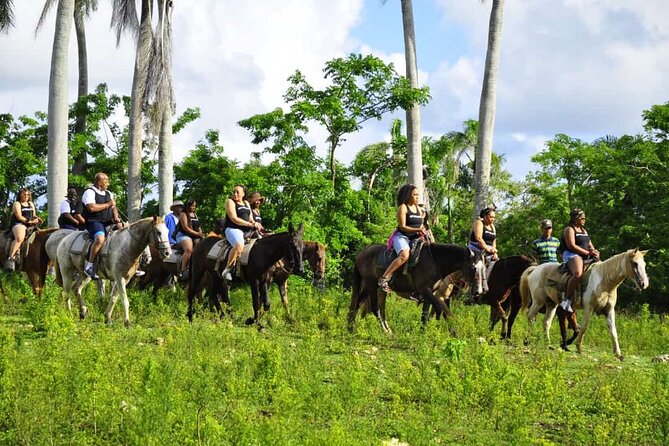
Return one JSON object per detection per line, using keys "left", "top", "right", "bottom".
{"left": 221, "top": 185, "right": 260, "bottom": 281}
{"left": 531, "top": 219, "right": 560, "bottom": 264}
{"left": 247, "top": 191, "right": 267, "bottom": 236}
{"left": 176, "top": 199, "right": 204, "bottom": 280}
{"left": 82, "top": 172, "right": 122, "bottom": 279}
{"left": 58, "top": 187, "right": 86, "bottom": 230}
{"left": 207, "top": 218, "right": 226, "bottom": 238}
{"left": 468, "top": 207, "right": 499, "bottom": 262}
{"left": 164, "top": 200, "right": 183, "bottom": 245}
{"left": 561, "top": 208, "right": 599, "bottom": 312}
{"left": 4, "top": 188, "right": 41, "bottom": 272}
{"left": 378, "top": 184, "right": 427, "bottom": 292}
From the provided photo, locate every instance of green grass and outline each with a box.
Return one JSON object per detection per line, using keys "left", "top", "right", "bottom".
{"left": 1, "top": 274, "right": 669, "bottom": 445}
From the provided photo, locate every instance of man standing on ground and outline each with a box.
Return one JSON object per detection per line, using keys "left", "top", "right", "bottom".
{"left": 82, "top": 173, "right": 121, "bottom": 279}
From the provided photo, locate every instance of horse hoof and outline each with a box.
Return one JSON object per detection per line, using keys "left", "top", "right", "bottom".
{"left": 124, "top": 320, "right": 132, "bottom": 329}
{"left": 105, "top": 316, "right": 112, "bottom": 326}
{"left": 244, "top": 317, "right": 255, "bottom": 326}
{"left": 263, "top": 304, "right": 271, "bottom": 312}
{"left": 79, "top": 308, "right": 87, "bottom": 320}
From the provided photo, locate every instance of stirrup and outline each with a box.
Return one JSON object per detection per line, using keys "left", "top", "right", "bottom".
{"left": 378, "top": 276, "right": 392, "bottom": 293}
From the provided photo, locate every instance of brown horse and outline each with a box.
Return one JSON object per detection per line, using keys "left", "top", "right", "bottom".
{"left": 0, "top": 227, "right": 58, "bottom": 297}
{"left": 186, "top": 223, "right": 304, "bottom": 328}
{"left": 348, "top": 243, "right": 486, "bottom": 332}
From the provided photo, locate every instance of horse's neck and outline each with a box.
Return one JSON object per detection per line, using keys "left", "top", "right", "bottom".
{"left": 123, "top": 221, "right": 152, "bottom": 258}
{"left": 256, "top": 233, "right": 290, "bottom": 269}
{"left": 592, "top": 254, "right": 628, "bottom": 290}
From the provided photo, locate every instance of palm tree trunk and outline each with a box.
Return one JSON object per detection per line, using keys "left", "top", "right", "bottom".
{"left": 473, "top": 0, "right": 505, "bottom": 217}
{"left": 401, "top": 0, "right": 424, "bottom": 202}
{"left": 127, "top": 0, "right": 153, "bottom": 221}
{"left": 72, "top": 9, "right": 89, "bottom": 178}
{"left": 158, "top": 105, "right": 172, "bottom": 216}
{"left": 47, "top": 0, "right": 75, "bottom": 227}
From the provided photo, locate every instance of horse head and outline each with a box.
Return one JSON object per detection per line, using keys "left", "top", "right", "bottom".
{"left": 467, "top": 248, "right": 488, "bottom": 298}
{"left": 629, "top": 248, "right": 649, "bottom": 290}
{"left": 287, "top": 222, "right": 305, "bottom": 275}
{"left": 151, "top": 216, "right": 172, "bottom": 260}
{"left": 307, "top": 242, "right": 327, "bottom": 289}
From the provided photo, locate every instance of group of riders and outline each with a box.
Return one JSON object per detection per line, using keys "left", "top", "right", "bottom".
{"left": 377, "top": 183, "right": 599, "bottom": 313}
{"left": 3, "top": 173, "right": 270, "bottom": 284}
{"left": 4, "top": 177, "right": 598, "bottom": 310}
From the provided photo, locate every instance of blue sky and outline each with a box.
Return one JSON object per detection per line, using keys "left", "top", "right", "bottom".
{"left": 1, "top": 0, "right": 668, "bottom": 182}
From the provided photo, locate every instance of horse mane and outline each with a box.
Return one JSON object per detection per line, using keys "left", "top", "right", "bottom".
{"left": 591, "top": 249, "right": 633, "bottom": 285}
{"left": 426, "top": 243, "right": 470, "bottom": 271}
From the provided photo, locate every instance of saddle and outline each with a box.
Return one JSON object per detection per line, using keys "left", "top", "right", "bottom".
{"left": 69, "top": 225, "right": 119, "bottom": 259}
{"left": 208, "top": 238, "right": 258, "bottom": 279}
{"left": 376, "top": 239, "right": 426, "bottom": 285}
{"left": 547, "top": 259, "right": 597, "bottom": 306}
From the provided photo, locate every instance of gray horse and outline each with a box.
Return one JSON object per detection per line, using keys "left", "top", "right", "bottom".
{"left": 55, "top": 217, "right": 171, "bottom": 327}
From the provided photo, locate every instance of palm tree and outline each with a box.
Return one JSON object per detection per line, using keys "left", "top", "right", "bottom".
{"left": 0, "top": 0, "right": 14, "bottom": 32}
{"left": 473, "top": 0, "right": 505, "bottom": 217}
{"left": 46, "top": 0, "right": 76, "bottom": 226}
{"left": 38, "top": 0, "right": 99, "bottom": 178}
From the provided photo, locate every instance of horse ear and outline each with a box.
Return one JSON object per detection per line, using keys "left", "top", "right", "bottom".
{"left": 288, "top": 222, "right": 295, "bottom": 234}
{"left": 640, "top": 249, "right": 649, "bottom": 256}
{"left": 153, "top": 215, "right": 158, "bottom": 224}
{"left": 297, "top": 222, "right": 304, "bottom": 236}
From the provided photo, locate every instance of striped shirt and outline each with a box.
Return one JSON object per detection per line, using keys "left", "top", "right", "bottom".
{"left": 531, "top": 236, "right": 560, "bottom": 264}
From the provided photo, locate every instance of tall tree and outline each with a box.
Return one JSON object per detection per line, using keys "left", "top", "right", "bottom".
{"left": 399, "top": 0, "right": 424, "bottom": 202}
{"left": 0, "top": 0, "right": 14, "bottom": 32}
{"left": 473, "top": 0, "right": 505, "bottom": 217}
{"left": 46, "top": 0, "right": 76, "bottom": 226}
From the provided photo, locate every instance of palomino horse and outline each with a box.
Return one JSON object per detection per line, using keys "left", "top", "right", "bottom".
{"left": 0, "top": 227, "right": 57, "bottom": 296}
{"left": 55, "top": 217, "right": 171, "bottom": 327}
{"left": 520, "top": 249, "right": 649, "bottom": 359}
{"left": 186, "top": 223, "right": 304, "bottom": 327}
{"left": 348, "top": 243, "right": 486, "bottom": 332}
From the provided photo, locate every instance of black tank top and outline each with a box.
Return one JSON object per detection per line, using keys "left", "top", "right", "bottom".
{"left": 10, "top": 202, "right": 34, "bottom": 226}
{"left": 573, "top": 228, "right": 590, "bottom": 250}
{"left": 225, "top": 201, "right": 252, "bottom": 231}
{"left": 83, "top": 189, "right": 112, "bottom": 222}
{"left": 399, "top": 205, "right": 423, "bottom": 239}
{"left": 470, "top": 222, "right": 496, "bottom": 245}
{"left": 252, "top": 210, "right": 262, "bottom": 224}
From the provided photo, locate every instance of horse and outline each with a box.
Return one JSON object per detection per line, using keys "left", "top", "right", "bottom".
{"left": 186, "top": 223, "right": 305, "bottom": 328}
{"left": 260, "top": 240, "right": 326, "bottom": 318}
{"left": 0, "top": 227, "right": 58, "bottom": 297}
{"left": 348, "top": 243, "right": 486, "bottom": 332}
{"left": 55, "top": 217, "right": 172, "bottom": 327}
{"left": 520, "top": 249, "right": 649, "bottom": 359}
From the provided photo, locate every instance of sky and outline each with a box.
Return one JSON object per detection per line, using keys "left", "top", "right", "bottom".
{"left": 1, "top": 0, "right": 668, "bottom": 181}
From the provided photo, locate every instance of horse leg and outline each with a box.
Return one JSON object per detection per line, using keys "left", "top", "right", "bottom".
{"left": 557, "top": 307, "right": 570, "bottom": 350}
{"left": 74, "top": 277, "right": 90, "bottom": 320}
{"left": 565, "top": 311, "right": 580, "bottom": 346}
{"left": 542, "top": 301, "right": 558, "bottom": 346}
{"left": 506, "top": 291, "right": 522, "bottom": 340}
{"left": 116, "top": 278, "right": 132, "bottom": 328}
{"left": 105, "top": 281, "right": 120, "bottom": 325}
{"left": 575, "top": 303, "right": 593, "bottom": 355}
{"left": 278, "top": 279, "right": 294, "bottom": 324}
{"left": 605, "top": 308, "right": 623, "bottom": 360}
{"left": 378, "top": 290, "right": 391, "bottom": 334}
{"left": 261, "top": 280, "right": 270, "bottom": 312}
{"left": 247, "top": 281, "right": 264, "bottom": 330}
{"left": 494, "top": 301, "right": 509, "bottom": 339}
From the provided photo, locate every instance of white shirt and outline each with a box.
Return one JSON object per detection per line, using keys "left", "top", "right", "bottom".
{"left": 82, "top": 186, "right": 113, "bottom": 206}
{"left": 60, "top": 199, "right": 74, "bottom": 215}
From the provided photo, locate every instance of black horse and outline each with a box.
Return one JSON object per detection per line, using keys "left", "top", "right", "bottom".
{"left": 186, "top": 223, "right": 304, "bottom": 328}
{"left": 348, "top": 243, "right": 486, "bottom": 332}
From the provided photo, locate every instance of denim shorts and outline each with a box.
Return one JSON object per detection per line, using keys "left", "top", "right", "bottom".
{"left": 176, "top": 233, "right": 194, "bottom": 244}
{"left": 562, "top": 249, "right": 583, "bottom": 263}
{"left": 225, "top": 227, "right": 245, "bottom": 247}
{"left": 392, "top": 233, "right": 411, "bottom": 254}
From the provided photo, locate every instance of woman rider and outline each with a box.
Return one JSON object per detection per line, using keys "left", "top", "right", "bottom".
{"left": 5, "top": 188, "right": 41, "bottom": 272}
{"left": 247, "top": 191, "right": 267, "bottom": 237}
{"left": 378, "top": 184, "right": 426, "bottom": 292}
{"left": 468, "top": 207, "right": 499, "bottom": 262}
{"left": 561, "top": 208, "right": 599, "bottom": 312}
{"left": 221, "top": 185, "right": 260, "bottom": 281}
{"left": 176, "top": 199, "right": 204, "bottom": 280}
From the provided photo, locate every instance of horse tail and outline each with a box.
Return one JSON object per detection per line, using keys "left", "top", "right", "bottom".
{"left": 519, "top": 265, "right": 537, "bottom": 311}
{"left": 38, "top": 235, "right": 51, "bottom": 291}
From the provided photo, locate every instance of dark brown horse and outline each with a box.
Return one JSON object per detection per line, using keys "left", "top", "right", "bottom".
{"left": 186, "top": 223, "right": 304, "bottom": 327}
{"left": 348, "top": 243, "right": 486, "bottom": 332}
{"left": 261, "top": 241, "right": 326, "bottom": 316}
{"left": 0, "top": 227, "right": 58, "bottom": 297}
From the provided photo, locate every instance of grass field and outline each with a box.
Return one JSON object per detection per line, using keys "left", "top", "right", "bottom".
{"left": 1, "top": 274, "right": 669, "bottom": 445}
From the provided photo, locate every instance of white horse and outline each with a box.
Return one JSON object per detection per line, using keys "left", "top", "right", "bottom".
{"left": 520, "top": 249, "right": 649, "bottom": 359}
{"left": 56, "top": 217, "right": 171, "bottom": 327}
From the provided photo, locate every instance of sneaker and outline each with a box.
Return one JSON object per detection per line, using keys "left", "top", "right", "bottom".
{"left": 221, "top": 268, "right": 232, "bottom": 281}
{"left": 560, "top": 299, "right": 573, "bottom": 313}
{"left": 378, "top": 277, "right": 392, "bottom": 293}
{"left": 84, "top": 265, "right": 99, "bottom": 279}
{"left": 135, "top": 270, "right": 146, "bottom": 277}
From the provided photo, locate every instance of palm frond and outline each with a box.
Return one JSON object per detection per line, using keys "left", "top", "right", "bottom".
{"left": 0, "top": 0, "right": 15, "bottom": 33}
{"left": 111, "top": 0, "right": 139, "bottom": 45}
